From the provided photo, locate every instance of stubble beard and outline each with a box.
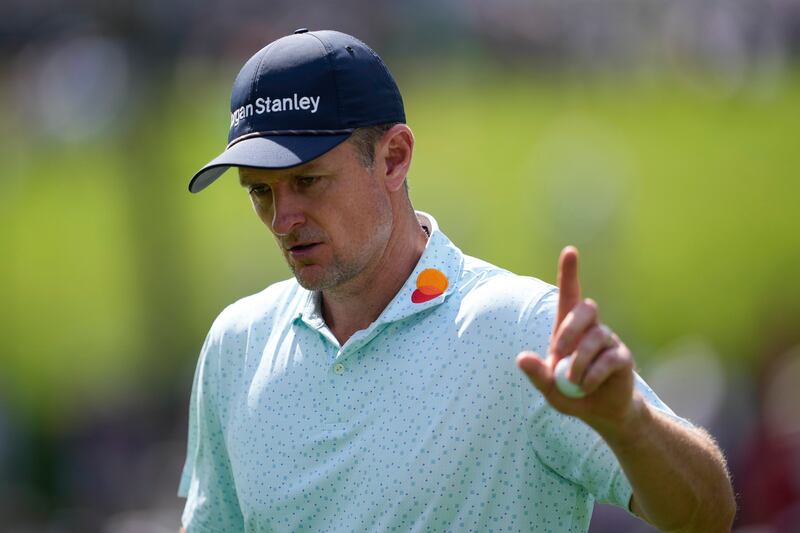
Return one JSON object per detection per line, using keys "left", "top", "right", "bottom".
{"left": 289, "top": 254, "right": 362, "bottom": 292}
{"left": 288, "top": 219, "right": 392, "bottom": 293}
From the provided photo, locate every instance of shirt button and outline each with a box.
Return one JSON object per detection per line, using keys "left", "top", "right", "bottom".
{"left": 333, "top": 363, "right": 345, "bottom": 375}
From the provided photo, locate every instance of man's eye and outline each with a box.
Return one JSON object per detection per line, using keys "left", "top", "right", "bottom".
{"left": 249, "top": 185, "right": 271, "bottom": 196}
{"left": 297, "top": 176, "right": 318, "bottom": 187}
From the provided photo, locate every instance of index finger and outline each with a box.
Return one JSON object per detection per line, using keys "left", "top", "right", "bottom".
{"left": 555, "top": 246, "right": 581, "bottom": 332}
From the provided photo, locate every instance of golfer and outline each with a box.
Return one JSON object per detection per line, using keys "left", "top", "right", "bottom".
{"left": 178, "top": 29, "right": 735, "bottom": 532}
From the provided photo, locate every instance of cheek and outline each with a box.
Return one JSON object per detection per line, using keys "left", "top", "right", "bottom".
{"left": 335, "top": 189, "right": 391, "bottom": 244}
{"left": 251, "top": 199, "right": 274, "bottom": 226}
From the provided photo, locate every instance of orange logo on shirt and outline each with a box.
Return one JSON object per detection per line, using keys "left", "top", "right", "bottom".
{"left": 412, "top": 268, "right": 448, "bottom": 303}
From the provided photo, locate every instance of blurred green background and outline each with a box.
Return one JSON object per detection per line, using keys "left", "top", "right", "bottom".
{"left": 5, "top": 70, "right": 799, "bottom": 418}
{"left": 2, "top": 1, "right": 800, "bottom": 531}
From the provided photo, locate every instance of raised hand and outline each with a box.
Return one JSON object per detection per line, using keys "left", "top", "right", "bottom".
{"left": 516, "top": 246, "right": 638, "bottom": 428}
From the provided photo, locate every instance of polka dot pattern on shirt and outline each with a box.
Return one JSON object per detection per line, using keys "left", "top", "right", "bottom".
{"left": 179, "top": 211, "right": 688, "bottom": 532}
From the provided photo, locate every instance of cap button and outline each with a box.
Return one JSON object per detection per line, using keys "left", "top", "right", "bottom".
{"left": 294, "top": 28, "right": 309, "bottom": 34}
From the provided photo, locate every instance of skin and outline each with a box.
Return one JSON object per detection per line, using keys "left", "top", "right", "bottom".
{"left": 517, "top": 247, "right": 737, "bottom": 531}
{"left": 238, "top": 125, "right": 426, "bottom": 344}
{"left": 181, "top": 128, "right": 736, "bottom": 532}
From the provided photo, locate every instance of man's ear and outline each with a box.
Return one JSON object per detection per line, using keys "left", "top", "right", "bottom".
{"left": 377, "top": 124, "right": 414, "bottom": 192}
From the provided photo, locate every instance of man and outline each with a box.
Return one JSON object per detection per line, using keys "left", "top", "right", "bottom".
{"left": 178, "top": 29, "right": 735, "bottom": 532}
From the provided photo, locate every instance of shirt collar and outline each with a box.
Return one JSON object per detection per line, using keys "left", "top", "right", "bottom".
{"left": 295, "top": 210, "right": 464, "bottom": 332}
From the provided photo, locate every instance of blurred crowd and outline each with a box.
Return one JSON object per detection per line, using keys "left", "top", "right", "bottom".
{"left": 2, "top": 1, "right": 799, "bottom": 531}
{"left": 2, "top": 0, "right": 799, "bottom": 146}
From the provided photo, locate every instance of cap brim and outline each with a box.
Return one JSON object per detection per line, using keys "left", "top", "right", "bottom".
{"left": 188, "top": 133, "right": 351, "bottom": 193}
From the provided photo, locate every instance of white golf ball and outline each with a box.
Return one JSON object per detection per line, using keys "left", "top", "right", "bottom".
{"left": 555, "top": 356, "right": 586, "bottom": 398}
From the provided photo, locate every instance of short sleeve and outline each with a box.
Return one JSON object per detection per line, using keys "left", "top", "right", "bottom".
{"left": 178, "top": 326, "right": 244, "bottom": 532}
{"left": 519, "top": 288, "right": 686, "bottom": 511}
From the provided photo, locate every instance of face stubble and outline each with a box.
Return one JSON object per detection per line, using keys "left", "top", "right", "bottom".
{"left": 282, "top": 183, "right": 393, "bottom": 293}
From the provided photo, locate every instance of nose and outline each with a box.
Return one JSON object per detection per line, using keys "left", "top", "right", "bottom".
{"left": 270, "top": 186, "right": 306, "bottom": 236}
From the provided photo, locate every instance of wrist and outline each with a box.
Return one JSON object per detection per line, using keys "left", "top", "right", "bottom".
{"left": 590, "top": 392, "right": 652, "bottom": 450}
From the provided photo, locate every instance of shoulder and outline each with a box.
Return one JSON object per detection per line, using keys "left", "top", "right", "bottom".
{"left": 207, "top": 277, "right": 305, "bottom": 341}
{"left": 442, "top": 253, "right": 557, "bottom": 362}
{"left": 456, "top": 254, "right": 557, "bottom": 319}
{"left": 196, "top": 277, "right": 306, "bottom": 387}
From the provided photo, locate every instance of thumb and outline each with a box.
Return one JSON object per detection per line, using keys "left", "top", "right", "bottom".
{"left": 516, "top": 351, "right": 554, "bottom": 393}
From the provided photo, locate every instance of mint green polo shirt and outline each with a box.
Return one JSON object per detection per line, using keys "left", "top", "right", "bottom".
{"left": 178, "top": 212, "right": 687, "bottom": 532}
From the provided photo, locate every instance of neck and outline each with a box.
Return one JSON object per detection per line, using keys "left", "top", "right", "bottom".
{"left": 321, "top": 208, "right": 428, "bottom": 345}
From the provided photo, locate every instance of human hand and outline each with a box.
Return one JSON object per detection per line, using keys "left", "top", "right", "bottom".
{"left": 516, "top": 246, "right": 640, "bottom": 430}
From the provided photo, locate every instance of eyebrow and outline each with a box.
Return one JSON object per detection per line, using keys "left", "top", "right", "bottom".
{"left": 238, "top": 176, "right": 255, "bottom": 188}
{"left": 238, "top": 173, "right": 259, "bottom": 187}
{"left": 238, "top": 163, "right": 324, "bottom": 187}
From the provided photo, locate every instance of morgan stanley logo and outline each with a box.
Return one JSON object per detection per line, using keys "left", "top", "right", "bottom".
{"left": 230, "top": 94, "right": 321, "bottom": 128}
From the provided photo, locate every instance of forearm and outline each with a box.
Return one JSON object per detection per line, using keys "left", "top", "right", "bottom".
{"left": 590, "top": 394, "right": 736, "bottom": 532}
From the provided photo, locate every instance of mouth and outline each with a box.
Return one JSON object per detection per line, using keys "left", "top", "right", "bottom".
{"left": 287, "top": 242, "right": 322, "bottom": 258}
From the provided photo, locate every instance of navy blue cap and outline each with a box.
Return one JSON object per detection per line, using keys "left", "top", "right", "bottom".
{"left": 188, "top": 29, "right": 406, "bottom": 193}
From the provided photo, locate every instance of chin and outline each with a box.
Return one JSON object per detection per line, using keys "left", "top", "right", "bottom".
{"left": 292, "top": 264, "right": 333, "bottom": 291}
{"left": 294, "top": 276, "right": 324, "bottom": 291}
{"left": 291, "top": 261, "right": 356, "bottom": 292}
